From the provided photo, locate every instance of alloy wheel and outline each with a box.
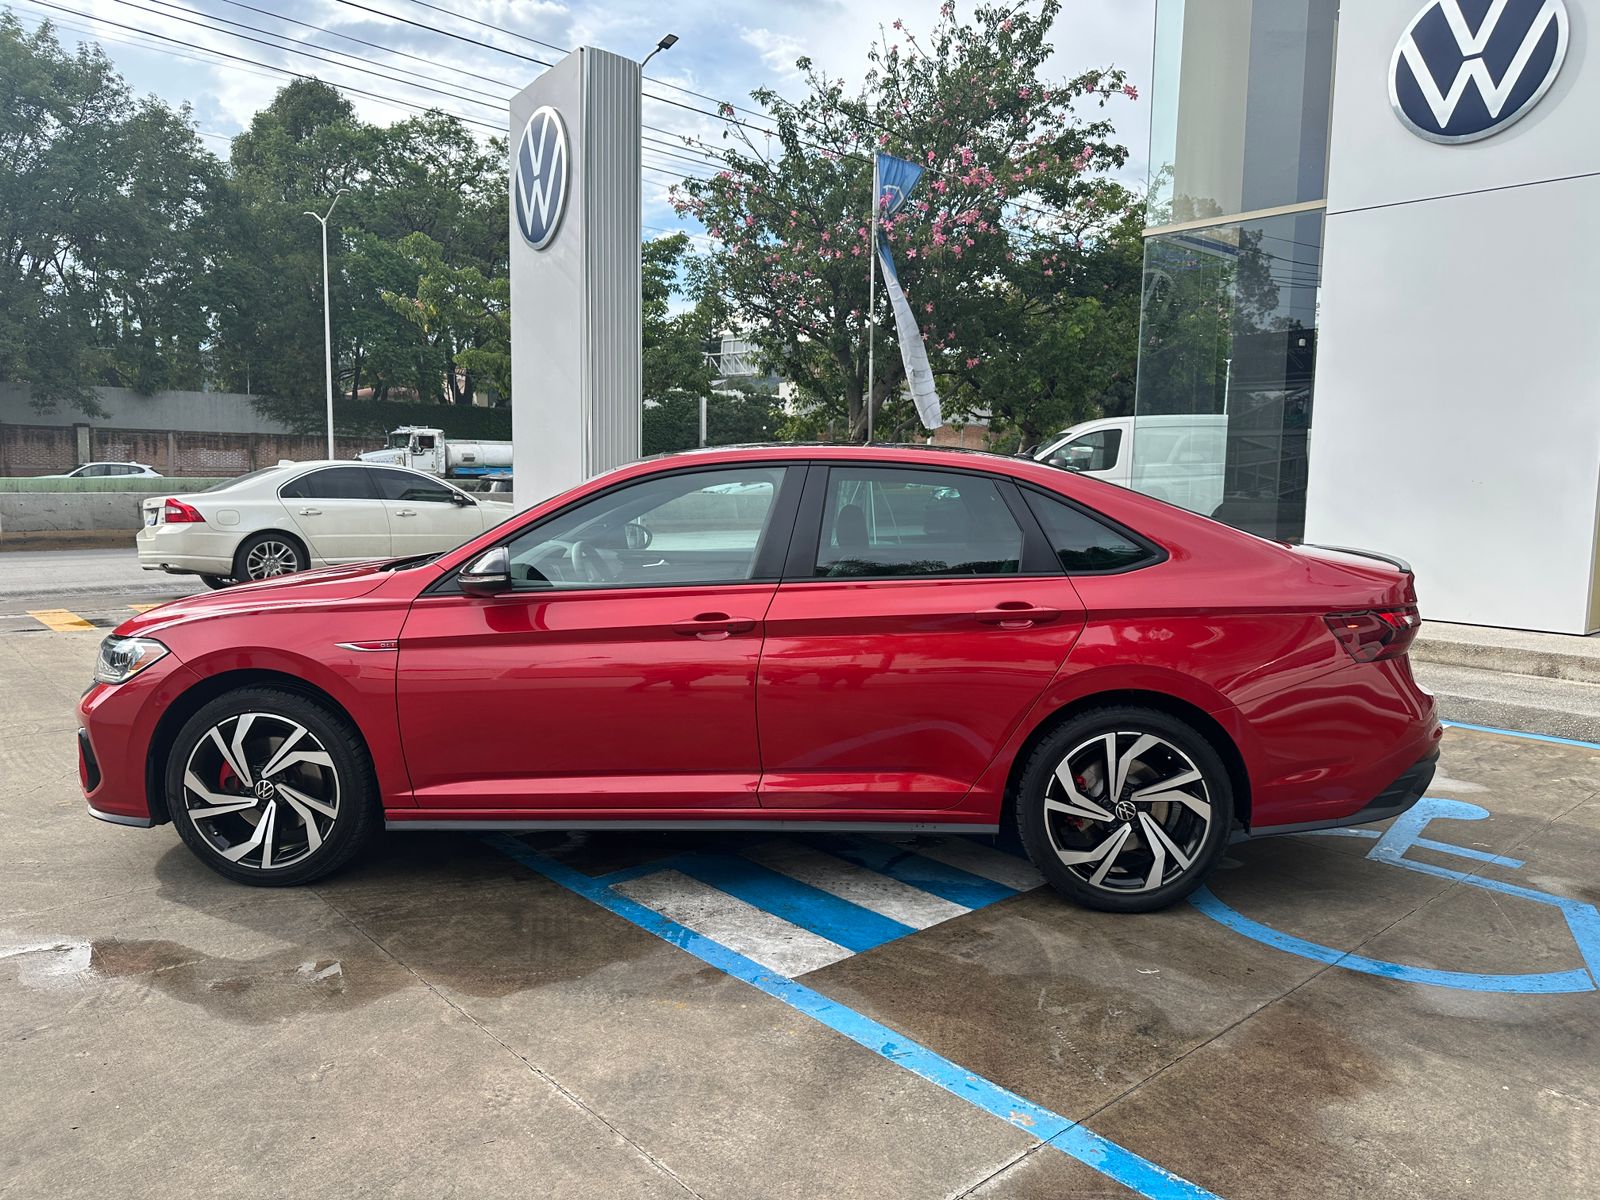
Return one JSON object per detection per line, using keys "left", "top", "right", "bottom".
{"left": 180, "top": 712, "right": 340, "bottom": 871}
{"left": 1043, "top": 730, "right": 1213, "bottom": 894}
{"left": 245, "top": 539, "right": 299, "bottom": 579}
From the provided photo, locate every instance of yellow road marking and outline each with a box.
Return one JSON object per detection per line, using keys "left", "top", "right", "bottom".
{"left": 128, "top": 603, "right": 162, "bottom": 613}
{"left": 28, "top": 609, "right": 96, "bottom": 632}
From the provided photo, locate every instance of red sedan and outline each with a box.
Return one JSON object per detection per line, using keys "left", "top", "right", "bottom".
{"left": 77, "top": 445, "right": 1440, "bottom": 912}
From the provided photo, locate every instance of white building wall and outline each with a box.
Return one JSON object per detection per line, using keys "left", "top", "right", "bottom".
{"left": 1306, "top": 1, "right": 1600, "bottom": 633}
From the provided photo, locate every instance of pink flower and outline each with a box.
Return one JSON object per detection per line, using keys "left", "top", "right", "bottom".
{"left": 821, "top": 231, "right": 830, "bottom": 242}
{"left": 932, "top": 231, "right": 947, "bottom": 246}
{"left": 959, "top": 146, "right": 974, "bottom": 166}
{"left": 926, "top": 150, "right": 936, "bottom": 164}
{"left": 1122, "top": 83, "right": 1139, "bottom": 100}
{"left": 906, "top": 248, "right": 917, "bottom": 258}
{"left": 744, "top": 215, "right": 756, "bottom": 227}
{"left": 965, "top": 357, "right": 980, "bottom": 368}
{"left": 878, "top": 133, "right": 890, "bottom": 147}
{"left": 1017, "top": 86, "right": 1032, "bottom": 100}
{"left": 999, "top": 16, "right": 1012, "bottom": 30}
{"left": 892, "top": 17, "right": 903, "bottom": 29}
{"left": 924, "top": 302, "right": 934, "bottom": 313}
{"left": 851, "top": 245, "right": 862, "bottom": 256}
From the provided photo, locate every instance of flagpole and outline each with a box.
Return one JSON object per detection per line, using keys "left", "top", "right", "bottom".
{"left": 865, "top": 155, "right": 879, "bottom": 445}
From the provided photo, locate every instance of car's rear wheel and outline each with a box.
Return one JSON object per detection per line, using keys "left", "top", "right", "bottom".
{"left": 233, "top": 531, "right": 307, "bottom": 582}
{"left": 165, "top": 687, "right": 379, "bottom": 886}
{"left": 199, "top": 574, "right": 232, "bottom": 590}
{"left": 1015, "top": 706, "right": 1233, "bottom": 913}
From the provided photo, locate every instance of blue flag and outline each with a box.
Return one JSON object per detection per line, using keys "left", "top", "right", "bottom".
{"left": 872, "top": 153, "right": 941, "bottom": 430}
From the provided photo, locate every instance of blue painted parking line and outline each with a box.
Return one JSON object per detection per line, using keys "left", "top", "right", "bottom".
{"left": 1197, "top": 796, "right": 1600, "bottom": 993}
{"left": 487, "top": 833, "right": 1222, "bottom": 1200}
{"left": 1442, "top": 719, "right": 1600, "bottom": 752}
{"left": 803, "top": 834, "right": 1021, "bottom": 909}
{"left": 670, "top": 853, "right": 916, "bottom": 953}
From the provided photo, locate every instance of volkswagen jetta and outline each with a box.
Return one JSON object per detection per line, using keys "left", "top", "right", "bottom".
{"left": 79, "top": 445, "right": 1440, "bottom": 912}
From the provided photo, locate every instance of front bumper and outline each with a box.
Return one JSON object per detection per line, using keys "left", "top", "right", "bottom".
{"left": 77, "top": 652, "right": 197, "bottom": 826}
{"left": 1243, "top": 748, "right": 1439, "bottom": 840}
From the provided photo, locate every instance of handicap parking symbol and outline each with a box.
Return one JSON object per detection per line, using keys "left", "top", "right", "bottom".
{"left": 1192, "top": 797, "right": 1600, "bottom": 994}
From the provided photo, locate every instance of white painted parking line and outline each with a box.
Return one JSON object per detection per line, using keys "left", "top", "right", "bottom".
{"left": 742, "top": 841, "right": 971, "bottom": 930}
{"left": 897, "top": 837, "right": 1048, "bottom": 893}
{"left": 614, "top": 869, "right": 854, "bottom": 976}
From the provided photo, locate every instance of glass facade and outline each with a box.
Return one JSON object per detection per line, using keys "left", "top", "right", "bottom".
{"left": 1134, "top": 0, "right": 1337, "bottom": 541}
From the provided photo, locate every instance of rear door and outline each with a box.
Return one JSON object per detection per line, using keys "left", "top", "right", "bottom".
{"left": 370, "top": 466, "right": 486, "bottom": 555}
{"left": 755, "top": 463, "right": 1086, "bottom": 812}
{"left": 277, "top": 466, "right": 392, "bottom": 564}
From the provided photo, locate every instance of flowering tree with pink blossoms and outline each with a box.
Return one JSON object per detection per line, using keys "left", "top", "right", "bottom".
{"left": 672, "top": 0, "right": 1145, "bottom": 443}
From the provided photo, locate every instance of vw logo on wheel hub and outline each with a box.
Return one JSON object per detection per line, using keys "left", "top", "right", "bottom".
{"left": 1390, "top": 0, "right": 1569, "bottom": 144}
{"left": 1114, "top": 799, "right": 1138, "bottom": 824}
{"left": 513, "top": 105, "right": 569, "bottom": 250}
{"left": 253, "top": 779, "right": 277, "bottom": 802}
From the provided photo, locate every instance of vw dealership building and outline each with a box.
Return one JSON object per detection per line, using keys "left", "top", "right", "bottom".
{"left": 1134, "top": 0, "right": 1598, "bottom": 633}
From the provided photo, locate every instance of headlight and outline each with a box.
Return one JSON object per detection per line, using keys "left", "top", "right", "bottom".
{"left": 94, "top": 636, "right": 170, "bottom": 685}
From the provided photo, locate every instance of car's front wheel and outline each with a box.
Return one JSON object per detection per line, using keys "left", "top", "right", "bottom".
{"left": 1016, "top": 706, "right": 1234, "bottom": 913}
{"left": 165, "top": 687, "right": 379, "bottom": 886}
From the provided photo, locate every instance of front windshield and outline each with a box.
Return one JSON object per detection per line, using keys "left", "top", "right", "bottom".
{"left": 387, "top": 432, "right": 408, "bottom": 449}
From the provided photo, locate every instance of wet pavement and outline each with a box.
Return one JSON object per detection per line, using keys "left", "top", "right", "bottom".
{"left": 3, "top": 630, "right": 1598, "bottom": 1199}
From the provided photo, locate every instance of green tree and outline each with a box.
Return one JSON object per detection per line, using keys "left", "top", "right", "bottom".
{"left": 673, "top": 0, "right": 1141, "bottom": 442}
{"left": 0, "top": 15, "right": 224, "bottom": 413}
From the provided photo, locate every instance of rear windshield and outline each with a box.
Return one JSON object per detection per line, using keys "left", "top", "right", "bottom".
{"left": 203, "top": 468, "right": 283, "bottom": 492}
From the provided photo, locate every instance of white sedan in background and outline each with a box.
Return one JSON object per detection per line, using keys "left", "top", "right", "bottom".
{"left": 137, "top": 461, "right": 500, "bottom": 587}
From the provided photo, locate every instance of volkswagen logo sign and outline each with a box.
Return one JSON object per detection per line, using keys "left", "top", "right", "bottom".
{"left": 513, "top": 106, "right": 569, "bottom": 250}
{"left": 1390, "top": 0, "right": 1568, "bottom": 144}
{"left": 253, "top": 779, "right": 276, "bottom": 802}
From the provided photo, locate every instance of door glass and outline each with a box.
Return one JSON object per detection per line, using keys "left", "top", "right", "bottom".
{"left": 504, "top": 467, "right": 787, "bottom": 589}
{"left": 1053, "top": 429, "right": 1121, "bottom": 472}
{"left": 373, "top": 468, "right": 460, "bottom": 504}
{"left": 1022, "top": 489, "right": 1156, "bottom": 574}
{"left": 815, "top": 467, "right": 1022, "bottom": 578}
{"left": 280, "top": 467, "right": 379, "bottom": 500}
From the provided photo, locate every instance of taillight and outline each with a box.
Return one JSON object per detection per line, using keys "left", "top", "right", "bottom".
{"left": 162, "top": 498, "right": 204, "bottom": 523}
{"left": 1324, "top": 607, "right": 1420, "bottom": 663}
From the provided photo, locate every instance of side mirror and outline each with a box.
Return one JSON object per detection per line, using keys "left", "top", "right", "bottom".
{"left": 459, "top": 546, "right": 510, "bottom": 596}
{"left": 450, "top": 490, "right": 475, "bottom": 506}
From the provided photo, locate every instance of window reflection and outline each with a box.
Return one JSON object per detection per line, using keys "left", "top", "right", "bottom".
{"left": 1131, "top": 212, "right": 1321, "bottom": 542}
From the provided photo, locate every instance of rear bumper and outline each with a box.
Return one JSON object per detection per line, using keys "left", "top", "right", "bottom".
{"left": 136, "top": 523, "right": 236, "bottom": 574}
{"left": 1241, "top": 748, "right": 1438, "bottom": 840}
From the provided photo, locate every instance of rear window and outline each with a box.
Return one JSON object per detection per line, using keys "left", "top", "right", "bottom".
{"left": 1022, "top": 489, "right": 1158, "bottom": 574}
{"left": 280, "top": 467, "right": 379, "bottom": 500}
{"left": 204, "top": 468, "right": 281, "bottom": 492}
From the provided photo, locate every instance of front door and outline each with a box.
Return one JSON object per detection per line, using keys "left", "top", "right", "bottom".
{"left": 394, "top": 463, "right": 799, "bottom": 813}
{"left": 370, "top": 466, "right": 487, "bottom": 556}
{"left": 757, "top": 463, "right": 1085, "bottom": 813}
{"left": 277, "top": 466, "right": 392, "bottom": 564}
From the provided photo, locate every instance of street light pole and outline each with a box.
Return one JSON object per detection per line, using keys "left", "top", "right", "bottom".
{"left": 304, "top": 189, "right": 348, "bottom": 459}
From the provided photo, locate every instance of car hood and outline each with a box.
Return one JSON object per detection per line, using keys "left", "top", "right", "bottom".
{"left": 116, "top": 560, "right": 396, "bottom": 640}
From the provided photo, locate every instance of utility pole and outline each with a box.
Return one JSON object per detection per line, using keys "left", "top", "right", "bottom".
{"left": 304, "top": 189, "right": 348, "bottom": 459}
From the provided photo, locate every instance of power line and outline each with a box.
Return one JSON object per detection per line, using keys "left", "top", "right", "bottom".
{"left": 22, "top": 0, "right": 505, "bottom": 131}
{"left": 326, "top": 0, "right": 554, "bottom": 70}
{"left": 106, "top": 0, "right": 508, "bottom": 114}
{"left": 12, "top": 3, "right": 289, "bottom": 88}
{"left": 208, "top": 0, "right": 518, "bottom": 104}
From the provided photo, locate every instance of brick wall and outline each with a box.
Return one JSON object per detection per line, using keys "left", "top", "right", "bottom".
{"left": 0, "top": 424, "right": 370, "bottom": 477}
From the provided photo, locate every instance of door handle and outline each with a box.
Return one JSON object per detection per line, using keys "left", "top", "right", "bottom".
{"left": 298, "top": 507, "right": 322, "bottom": 516}
{"left": 974, "top": 603, "right": 1062, "bottom": 629}
{"left": 395, "top": 509, "right": 418, "bottom": 517}
{"left": 672, "top": 612, "right": 757, "bottom": 639}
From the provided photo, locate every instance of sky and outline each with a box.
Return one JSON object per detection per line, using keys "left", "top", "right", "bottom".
{"left": 9, "top": 0, "right": 1157, "bottom": 240}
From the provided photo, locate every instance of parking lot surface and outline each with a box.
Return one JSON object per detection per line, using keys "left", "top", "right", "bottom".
{"left": 4, "top": 626, "right": 1598, "bottom": 1199}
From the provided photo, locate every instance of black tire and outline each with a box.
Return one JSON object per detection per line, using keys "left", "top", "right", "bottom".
{"left": 165, "top": 686, "right": 380, "bottom": 886}
{"left": 199, "top": 574, "right": 232, "bottom": 590}
{"left": 1015, "top": 705, "right": 1234, "bottom": 913}
{"left": 232, "top": 531, "right": 308, "bottom": 582}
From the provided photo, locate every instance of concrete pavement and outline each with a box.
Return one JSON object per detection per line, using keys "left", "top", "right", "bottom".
{"left": 3, "top": 630, "right": 1599, "bottom": 1199}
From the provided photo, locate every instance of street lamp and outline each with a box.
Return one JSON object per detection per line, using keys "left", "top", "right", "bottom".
{"left": 303, "top": 188, "right": 349, "bottom": 460}
{"left": 641, "top": 33, "right": 678, "bottom": 67}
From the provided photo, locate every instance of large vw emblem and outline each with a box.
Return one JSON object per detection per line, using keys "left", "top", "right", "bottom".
{"left": 1390, "top": 0, "right": 1568, "bottom": 143}
{"left": 513, "top": 106, "right": 569, "bottom": 250}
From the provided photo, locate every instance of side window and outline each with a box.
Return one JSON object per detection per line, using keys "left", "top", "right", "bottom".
{"left": 1051, "top": 429, "right": 1121, "bottom": 473}
{"left": 815, "top": 467, "right": 1022, "bottom": 578}
{"left": 280, "top": 467, "right": 379, "bottom": 501}
{"left": 80, "top": 465, "right": 109, "bottom": 477}
{"left": 1022, "top": 489, "right": 1156, "bottom": 574}
{"left": 374, "top": 469, "right": 459, "bottom": 504}
{"left": 503, "top": 467, "right": 788, "bottom": 590}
